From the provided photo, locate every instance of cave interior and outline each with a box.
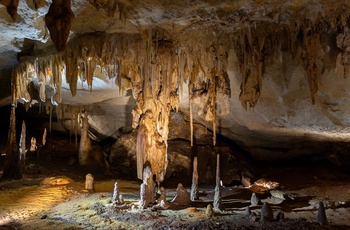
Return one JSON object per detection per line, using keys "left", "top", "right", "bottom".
{"left": 1, "top": 0, "right": 350, "bottom": 229}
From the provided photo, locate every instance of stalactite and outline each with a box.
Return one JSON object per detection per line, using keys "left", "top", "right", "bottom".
{"left": 45, "top": 0, "right": 74, "bottom": 52}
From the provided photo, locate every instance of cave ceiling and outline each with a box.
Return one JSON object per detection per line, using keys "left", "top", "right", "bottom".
{"left": 2, "top": 0, "right": 350, "bottom": 161}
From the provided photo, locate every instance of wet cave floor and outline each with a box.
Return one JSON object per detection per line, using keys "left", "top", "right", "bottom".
{"left": 1, "top": 137, "right": 350, "bottom": 229}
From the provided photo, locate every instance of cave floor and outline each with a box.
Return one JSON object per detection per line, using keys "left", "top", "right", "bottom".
{"left": 0, "top": 158, "right": 350, "bottom": 230}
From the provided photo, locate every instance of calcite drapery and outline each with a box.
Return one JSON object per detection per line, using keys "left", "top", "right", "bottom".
{"left": 45, "top": 0, "right": 74, "bottom": 52}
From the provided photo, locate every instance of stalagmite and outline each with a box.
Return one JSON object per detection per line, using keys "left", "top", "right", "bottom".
{"left": 2, "top": 106, "right": 22, "bottom": 180}
{"left": 260, "top": 202, "right": 273, "bottom": 222}
{"left": 139, "top": 183, "right": 147, "bottom": 209}
{"left": 190, "top": 157, "right": 199, "bottom": 201}
{"left": 112, "top": 182, "right": 122, "bottom": 205}
{"left": 85, "top": 173, "right": 95, "bottom": 192}
{"left": 206, "top": 204, "right": 214, "bottom": 218}
{"left": 316, "top": 201, "right": 328, "bottom": 225}
{"left": 250, "top": 193, "right": 260, "bottom": 206}
{"left": 213, "top": 154, "right": 221, "bottom": 211}
{"left": 79, "top": 111, "right": 91, "bottom": 165}
{"left": 19, "top": 121, "right": 26, "bottom": 163}
{"left": 29, "top": 137, "right": 37, "bottom": 152}
{"left": 157, "top": 187, "right": 166, "bottom": 204}
{"left": 139, "top": 165, "right": 155, "bottom": 209}
{"left": 42, "top": 128, "right": 47, "bottom": 146}
{"left": 171, "top": 183, "right": 191, "bottom": 206}
{"left": 45, "top": 0, "right": 74, "bottom": 52}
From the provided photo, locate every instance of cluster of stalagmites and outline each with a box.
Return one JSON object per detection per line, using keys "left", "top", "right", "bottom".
{"left": 246, "top": 193, "right": 328, "bottom": 225}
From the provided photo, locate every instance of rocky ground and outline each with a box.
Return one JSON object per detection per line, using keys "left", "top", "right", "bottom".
{"left": 1, "top": 131, "right": 350, "bottom": 230}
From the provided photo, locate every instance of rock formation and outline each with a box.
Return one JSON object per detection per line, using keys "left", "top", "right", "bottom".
{"left": 112, "top": 182, "right": 121, "bottom": 205}
{"left": 260, "top": 202, "right": 273, "bottom": 222}
{"left": 190, "top": 156, "right": 199, "bottom": 201}
{"left": 45, "top": 0, "right": 74, "bottom": 52}
{"left": 19, "top": 121, "right": 26, "bottom": 163}
{"left": 250, "top": 193, "right": 260, "bottom": 206}
{"left": 85, "top": 173, "right": 95, "bottom": 192}
{"left": 2, "top": 0, "right": 350, "bottom": 181}
{"left": 79, "top": 111, "right": 91, "bottom": 165}
{"left": 139, "top": 165, "right": 155, "bottom": 209}
{"left": 157, "top": 187, "right": 166, "bottom": 204}
{"left": 316, "top": 201, "right": 328, "bottom": 225}
{"left": 206, "top": 204, "right": 214, "bottom": 219}
{"left": 0, "top": 0, "right": 19, "bottom": 20}
{"left": 171, "top": 183, "right": 191, "bottom": 206}
{"left": 2, "top": 106, "right": 22, "bottom": 180}
{"left": 213, "top": 154, "right": 221, "bottom": 211}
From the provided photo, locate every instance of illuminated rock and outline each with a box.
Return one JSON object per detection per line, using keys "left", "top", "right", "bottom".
{"left": 85, "top": 173, "right": 95, "bottom": 192}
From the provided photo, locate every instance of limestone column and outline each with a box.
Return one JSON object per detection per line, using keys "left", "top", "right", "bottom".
{"left": 78, "top": 111, "right": 91, "bottom": 165}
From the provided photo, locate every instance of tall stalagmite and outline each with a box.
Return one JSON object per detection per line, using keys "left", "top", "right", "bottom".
{"left": 190, "top": 156, "right": 199, "bottom": 201}
{"left": 79, "top": 111, "right": 91, "bottom": 165}
{"left": 19, "top": 120, "right": 26, "bottom": 162}
{"left": 213, "top": 153, "right": 221, "bottom": 210}
{"left": 2, "top": 106, "right": 22, "bottom": 180}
